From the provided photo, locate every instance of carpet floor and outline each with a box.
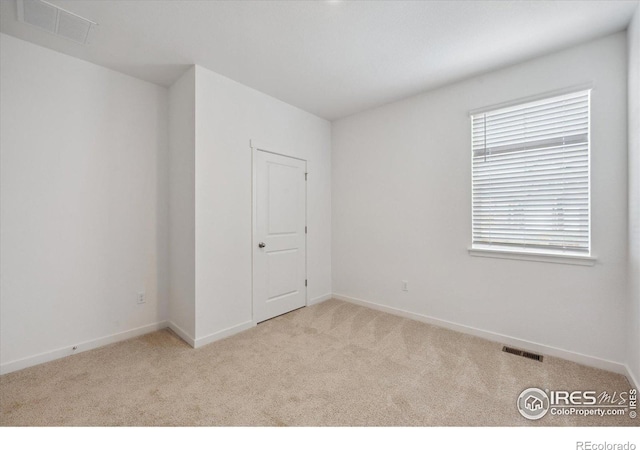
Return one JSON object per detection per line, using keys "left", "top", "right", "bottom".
{"left": 0, "top": 299, "right": 636, "bottom": 426}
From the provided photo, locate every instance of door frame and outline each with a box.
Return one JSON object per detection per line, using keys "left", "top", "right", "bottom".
{"left": 250, "top": 139, "right": 308, "bottom": 325}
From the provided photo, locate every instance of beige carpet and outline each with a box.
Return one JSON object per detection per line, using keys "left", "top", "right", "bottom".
{"left": 0, "top": 299, "right": 636, "bottom": 426}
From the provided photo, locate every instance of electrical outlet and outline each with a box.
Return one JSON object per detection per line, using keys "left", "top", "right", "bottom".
{"left": 137, "top": 292, "right": 146, "bottom": 304}
{"left": 401, "top": 280, "right": 409, "bottom": 291}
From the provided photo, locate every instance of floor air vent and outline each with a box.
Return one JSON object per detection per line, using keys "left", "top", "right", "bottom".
{"left": 502, "top": 346, "right": 543, "bottom": 362}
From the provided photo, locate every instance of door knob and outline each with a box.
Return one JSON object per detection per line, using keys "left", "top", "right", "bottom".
{"left": 258, "top": 242, "right": 266, "bottom": 248}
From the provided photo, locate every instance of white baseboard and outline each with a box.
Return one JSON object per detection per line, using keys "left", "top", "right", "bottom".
{"left": 625, "top": 364, "right": 639, "bottom": 390}
{"left": 193, "top": 320, "right": 254, "bottom": 349}
{"left": 0, "top": 321, "right": 169, "bottom": 375}
{"left": 167, "top": 321, "right": 196, "bottom": 347}
{"left": 308, "top": 293, "right": 332, "bottom": 306}
{"left": 333, "top": 293, "right": 628, "bottom": 376}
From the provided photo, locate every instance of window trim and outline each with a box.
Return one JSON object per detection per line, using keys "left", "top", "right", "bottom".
{"left": 469, "top": 86, "right": 595, "bottom": 265}
{"left": 468, "top": 247, "right": 596, "bottom": 266}
{"left": 468, "top": 83, "right": 594, "bottom": 117}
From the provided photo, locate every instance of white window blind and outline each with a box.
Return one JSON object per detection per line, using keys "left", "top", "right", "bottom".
{"left": 471, "top": 90, "right": 591, "bottom": 256}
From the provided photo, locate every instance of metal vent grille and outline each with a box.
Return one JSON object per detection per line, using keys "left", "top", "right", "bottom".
{"left": 17, "top": 0, "right": 97, "bottom": 45}
{"left": 20, "top": 0, "right": 56, "bottom": 32}
{"left": 502, "top": 346, "right": 543, "bottom": 362}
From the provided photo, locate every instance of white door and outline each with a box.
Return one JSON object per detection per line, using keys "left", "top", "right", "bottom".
{"left": 253, "top": 149, "right": 307, "bottom": 323}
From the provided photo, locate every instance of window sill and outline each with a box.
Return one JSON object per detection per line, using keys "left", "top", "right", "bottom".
{"left": 468, "top": 247, "right": 596, "bottom": 266}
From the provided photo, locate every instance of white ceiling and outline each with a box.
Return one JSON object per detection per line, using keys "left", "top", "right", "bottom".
{"left": 1, "top": 0, "right": 638, "bottom": 120}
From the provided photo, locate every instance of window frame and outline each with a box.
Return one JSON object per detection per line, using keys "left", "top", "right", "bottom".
{"left": 468, "top": 87, "right": 596, "bottom": 266}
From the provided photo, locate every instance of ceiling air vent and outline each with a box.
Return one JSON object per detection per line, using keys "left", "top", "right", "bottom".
{"left": 17, "top": 0, "right": 97, "bottom": 45}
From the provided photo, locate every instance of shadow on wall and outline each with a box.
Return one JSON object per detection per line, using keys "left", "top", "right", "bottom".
{"left": 108, "top": 63, "right": 193, "bottom": 88}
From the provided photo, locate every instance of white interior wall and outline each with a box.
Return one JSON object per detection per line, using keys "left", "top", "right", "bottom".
{"left": 0, "top": 34, "right": 169, "bottom": 373}
{"left": 168, "top": 67, "right": 197, "bottom": 342}
{"left": 332, "top": 32, "right": 629, "bottom": 372}
{"left": 193, "top": 66, "right": 332, "bottom": 344}
{"left": 627, "top": 6, "right": 640, "bottom": 388}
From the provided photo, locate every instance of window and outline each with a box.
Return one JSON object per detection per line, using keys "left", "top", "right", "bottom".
{"left": 470, "top": 89, "right": 591, "bottom": 260}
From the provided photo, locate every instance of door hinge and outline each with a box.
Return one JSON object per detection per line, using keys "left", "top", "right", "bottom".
{"left": 305, "top": 172, "right": 308, "bottom": 181}
{"left": 305, "top": 279, "right": 307, "bottom": 287}
{"left": 305, "top": 226, "right": 307, "bottom": 234}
